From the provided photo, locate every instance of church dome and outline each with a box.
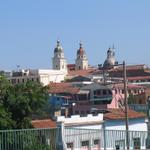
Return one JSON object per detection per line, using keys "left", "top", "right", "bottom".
{"left": 103, "top": 57, "right": 115, "bottom": 67}
{"left": 54, "top": 40, "right": 63, "bottom": 53}
{"left": 103, "top": 47, "right": 116, "bottom": 68}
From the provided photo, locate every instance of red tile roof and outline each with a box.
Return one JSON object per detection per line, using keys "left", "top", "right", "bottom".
{"left": 67, "top": 64, "right": 76, "bottom": 71}
{"left": 67, "top": 64, "right": 76, "bottom": 67}
{"left": 48, "top": 82, "right": 80, "bottom": 94}
{"left": 111, "top": 64, "right": 148, "bottom": 72}
{"left": 104, "top": 109, "right": 145, "bottom": 120}
{"left": 128, "top": 76, "right": 150, "bottom": 80}
{"left": 67, "top": 68, "right": 96, "bottom": 77}
{"left": 32, "top": 119, "right": 56, "bottom": 128}
{"left": 113, "top": 83, "right": 144, "bottom": 89}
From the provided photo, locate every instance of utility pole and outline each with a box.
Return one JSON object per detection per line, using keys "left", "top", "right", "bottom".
{"left": 123, "top": 61, "right": 129, "bottom": 150}
{"left": 146, "top": 96, "right": 150, "bottom": 148}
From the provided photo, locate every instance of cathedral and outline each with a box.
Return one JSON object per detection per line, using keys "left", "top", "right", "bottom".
{"left": 52, "top": 40, "right": 89, "bottom": 72}
{"left": 52, "top": 40, "right": 117, "bottom": 73}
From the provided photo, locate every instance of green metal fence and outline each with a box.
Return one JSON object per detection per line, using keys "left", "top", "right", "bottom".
{"left": 0, "top": 128, "right": 57, "bottom": 150}
{"left": 0, "top": 127, "right": 150, "bottom": 150}
{"left": 64, "top": 127, "right": 149, "bottom": 150}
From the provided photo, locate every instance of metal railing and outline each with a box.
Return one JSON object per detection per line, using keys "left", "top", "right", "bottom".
{"left": 0, "top": 127, "right": 150, "bottom": 150}
{"left": 129, "top": 104, "right": 148, "bottom": 113}
{"left": 0, "top": 128, "right": 57, "bottom": 150}
{"left": 64, "top": 127, "right": 149, "bottom": 150}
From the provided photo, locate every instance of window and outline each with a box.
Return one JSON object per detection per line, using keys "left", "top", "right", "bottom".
{"left": 67, "top": 142, "right": 73, "bottom": 150}
{"left": 115, "top": 140, "right": 125, "bottom": 150}
{"left": 81, "top": 140, "right": 89, "bottom": 149}
{"left": 108, "top": 90, "right": 112, "bottom": 95}
{"left": 93, "top": 139, "right": 100, "bottom": 149}
{"left": 103, "top": 90, "right": 107, "bottom": 95}
{"left": 86, "top": 110, "right": 90, "bottom": 114}
{"left": 97, "top": 90, "right": 101, "bottom": 95}
{"left": 11, "top": 79, "right": 16, "bottom": 84}
{"left": 75, "top": 111, "right": 79, "bottom": 114}
{"left": 81, "top": 111, "right": 85, "bottom": 115}
{"left": 133, "top": 137, "right": 140, "bottom": 149}
{"left": 94, "top": 139, "right": 99, "bottom": 145}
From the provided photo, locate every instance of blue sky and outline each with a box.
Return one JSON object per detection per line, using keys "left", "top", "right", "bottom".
{"left": 0, "top": 0, "right": 150, "bottom": 70}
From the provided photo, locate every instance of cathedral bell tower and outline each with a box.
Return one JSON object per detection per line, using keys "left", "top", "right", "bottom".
{"left": 52, "top": 40, "right": 67, "bottom": 72}
{"left": 75, "top": 42, "right": 88, "bottom": 70}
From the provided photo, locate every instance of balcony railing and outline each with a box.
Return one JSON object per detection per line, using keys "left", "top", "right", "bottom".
{"left": 0, "top": 128, "right": 57, "bottom": 150}
{"left": 0, "top": 127, "right": 150, "bottom": 150}
{"left": 129, "top": 104, "right": 148, "bottom": 113}
{"left": 91, "top": 95, "right": 112, "bottom": 102}
{"left": 64, "top": 127, "right": 150, "bottom": 150}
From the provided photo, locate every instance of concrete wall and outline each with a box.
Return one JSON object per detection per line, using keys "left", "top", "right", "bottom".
{"left": 57, "top": 114, "right": 103, "bottom": 128}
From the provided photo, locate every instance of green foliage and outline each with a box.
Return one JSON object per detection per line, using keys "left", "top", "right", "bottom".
{"left": 0, "top": 128, "right": 56, "bottom": 150}
{"left": 0, "top": 75, "right": 15, "bottom": 129}
{"left": 128, "top": 94, "right": 136, "bottom": 104}
{"left": 24, "top": 141, "right": 51, "bottom": 150}
{"left": 0, "top": 75, "right": 49, "bottom": 129}
{"left": 0, "top": 105, "right": 15, "bottom": 129}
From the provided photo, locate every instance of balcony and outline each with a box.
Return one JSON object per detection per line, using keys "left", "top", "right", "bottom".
{"left": 91, "top": 95, "right": 112, "bottom": 102}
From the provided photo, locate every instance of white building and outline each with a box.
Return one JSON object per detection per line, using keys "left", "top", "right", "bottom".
{"left": 56, "top": 109, "right": 147, "bottom": 150}
{"left": 38, "top": 69, "right": 67, "bottom": 86}
{"left": 8, "top": 69, "right": 67, "bottom": 86}
{"left": 57, "top": 114, "right": 104, "bottom": 150}
{"left": 104, "top": 108, "right": 147, "bottom": 131}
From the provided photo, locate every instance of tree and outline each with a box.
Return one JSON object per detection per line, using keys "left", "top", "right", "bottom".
{"left": 128, "top": 94, "right": 136, "bottom": 104}
{"left": 0, "top": 75, "right": 49, "bottom": 129}
{"left": 0, "top": 75, "right": 15, "bottom": 129}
